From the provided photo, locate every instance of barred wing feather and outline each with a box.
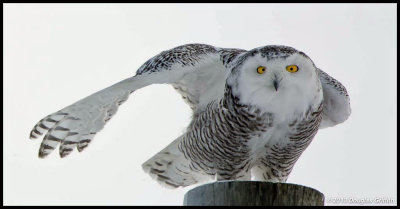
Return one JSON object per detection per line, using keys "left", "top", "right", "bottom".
{"left": 29, "top": 44, "right": 231, "bottom": 158}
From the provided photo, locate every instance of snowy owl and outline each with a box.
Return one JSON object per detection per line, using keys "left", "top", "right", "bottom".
{"left": 30, "top": 44, "right": 351, "bottom": 188}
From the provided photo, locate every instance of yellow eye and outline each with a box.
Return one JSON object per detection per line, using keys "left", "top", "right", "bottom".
{"left": 257, "top": 66, "right": 266, "bottom": 74}
{"left": 286, "top": 65, "right": 299, "bottom": 73}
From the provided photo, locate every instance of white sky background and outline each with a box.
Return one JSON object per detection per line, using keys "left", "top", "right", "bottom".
{"left": 3, "top": 3, "right": 397, "bottom": 206}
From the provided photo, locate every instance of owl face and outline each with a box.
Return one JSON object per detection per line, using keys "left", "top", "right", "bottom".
{"left": 227, "top": 46, "right": 323, "bottom": 115}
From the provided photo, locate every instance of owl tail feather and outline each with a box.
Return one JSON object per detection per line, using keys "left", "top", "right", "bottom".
{"left": 142, "top": 136, "right": 210, "bottom": 189}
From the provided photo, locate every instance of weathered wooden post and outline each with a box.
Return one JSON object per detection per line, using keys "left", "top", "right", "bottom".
{"left": 183, "top": 181, "right": 324, "bottom": 206}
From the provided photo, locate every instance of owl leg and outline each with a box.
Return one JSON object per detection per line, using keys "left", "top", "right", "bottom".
{"left": 234, "top": 172, "right": 252, "bottom": 181}
{"left": 251, "top": 164, "right": 287, "bottom": 183}
{"left": 215, "top": 166, "right": 252, "bottom": 181}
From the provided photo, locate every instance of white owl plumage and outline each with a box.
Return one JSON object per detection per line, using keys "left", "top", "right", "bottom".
{"left": 30, "top": 44, "right": 350, "bottom": 188}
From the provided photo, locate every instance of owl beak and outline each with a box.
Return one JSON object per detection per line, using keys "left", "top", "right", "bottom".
{"left": 273, "top": 79, "right": 279, "bottom": 91}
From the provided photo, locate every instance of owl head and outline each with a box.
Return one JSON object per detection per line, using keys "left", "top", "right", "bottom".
{"left": 225, "top": 45, "right": 323, "bottom": 115}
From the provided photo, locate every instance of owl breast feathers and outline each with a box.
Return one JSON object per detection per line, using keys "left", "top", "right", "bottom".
{"left": 30, "top": 43, "right": 350, "bottom": 188}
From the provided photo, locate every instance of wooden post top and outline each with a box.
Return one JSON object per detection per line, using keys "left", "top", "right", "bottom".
{"left": 183, "top": 181, "right": 324, "bottom": 206}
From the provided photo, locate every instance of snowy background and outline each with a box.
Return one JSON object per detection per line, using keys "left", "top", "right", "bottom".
{"left": 4, "top": 3, "right": 397, "bottom": 206}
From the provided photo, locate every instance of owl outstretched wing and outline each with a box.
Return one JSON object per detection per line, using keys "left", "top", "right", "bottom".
{"left": 29, "top": 44, "right": 247, "bottom": 158}
{"left": 317, "top": 68, "right": 351, "bottom": 128}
